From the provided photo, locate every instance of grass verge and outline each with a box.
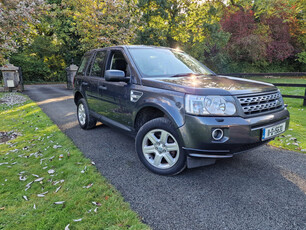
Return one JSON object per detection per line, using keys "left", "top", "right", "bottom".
{"left": 0, "top": 93, "right": 149, "bottom": 230}
{"left": 245, "top": 76, "right": 306, "bottom": 153}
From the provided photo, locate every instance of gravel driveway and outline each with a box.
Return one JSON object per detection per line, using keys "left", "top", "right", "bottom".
{"left": 24, "top": 84, "right": 306, "bottom": 230}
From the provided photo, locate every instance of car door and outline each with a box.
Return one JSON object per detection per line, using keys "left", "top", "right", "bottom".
{"left": 98, "top": 48, "right": 134, "bottom": 128}
{"left": 75, "top": 52, "right": 92, "bottom": 98}
{"left": 86, "top": 50, "right": 108, "bottom": 113}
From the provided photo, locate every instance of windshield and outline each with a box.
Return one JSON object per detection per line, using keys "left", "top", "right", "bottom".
{"left": 128, "top": 48, "right": 214, "bottom": 78}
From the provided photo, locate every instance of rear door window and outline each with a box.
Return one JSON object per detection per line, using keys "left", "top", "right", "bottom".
{"left": 77, "top": 54, "right": 91, "bottom": 75}
{"left": 91, "top": 51, "right": 107, "bottom": 77}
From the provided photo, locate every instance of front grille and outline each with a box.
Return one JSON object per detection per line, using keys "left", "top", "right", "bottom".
{"left": 237, "top": 91, "right": 283, "bottom": 115}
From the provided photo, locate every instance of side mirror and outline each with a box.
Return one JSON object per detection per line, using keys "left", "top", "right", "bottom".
{"left": 105, "top": 70, "right": 129, "bottom": 82}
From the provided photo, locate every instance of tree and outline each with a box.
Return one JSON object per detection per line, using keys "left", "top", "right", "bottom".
{"left": 0, "top": 0, "right": 47, "bottom": 64}
{"left": 136, "top": 0, "right": 192, "bottom": 47}
{"left": 63, "top": 0, "right": 136, "bottom": 52}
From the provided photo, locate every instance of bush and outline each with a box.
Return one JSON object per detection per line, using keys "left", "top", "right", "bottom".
{"left": 10, "top": 54, "right": 51, "bottom": 82}
{"left": 10, "top": 35, "right": 67, "bottom": 83}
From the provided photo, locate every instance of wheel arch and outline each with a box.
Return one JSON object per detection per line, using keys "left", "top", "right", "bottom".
{"left": 133, "top": 102, "right": 184, "bottom": 132}
{"left": 74, "top": 91, "right": 84, "bottom": 105}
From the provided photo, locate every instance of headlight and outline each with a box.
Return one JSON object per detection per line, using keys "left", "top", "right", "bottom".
{"left": 185, "top": 95, "right": 237, "bottom": 115}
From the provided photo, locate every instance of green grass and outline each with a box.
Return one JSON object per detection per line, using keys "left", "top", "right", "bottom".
{"left": 245, "top": 76, "right": 306, "bottom": 153}
{"left": 0, "top": 93, "right": 149, "bottom": 230}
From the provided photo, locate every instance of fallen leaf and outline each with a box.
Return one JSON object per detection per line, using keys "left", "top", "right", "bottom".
{"left": 92, "top": 202, "right": 101, "bottom": 206}
{"left": 73, "top": 218, "right": 82, "bottom": 222}
{"left": 19, "top": 176, "right": 27, "bottom": 181}
{"left": 83, "top": 183, "right": 93, "bottom": 189}
{"left": 48, "top": 169, "right": 55, "bottom": 174}
{"left": 54, "top": 186, "right": 61, "bottom": 193}
{"left": 54, "top": 201, "right": 65, "bottom": 205}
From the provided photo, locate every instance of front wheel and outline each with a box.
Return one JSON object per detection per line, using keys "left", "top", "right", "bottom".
{"left": 135, "top": 117, "right": 186, "bottom": 175}
{"left": 77, "top": 98, "right": 96, "bottom": 130}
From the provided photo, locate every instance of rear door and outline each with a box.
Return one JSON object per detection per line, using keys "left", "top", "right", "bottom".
{"left": 86, "top": 50, "right": 108, "bottom": 113}
{"left": 75, "top": 53, "right": 92, "bottom": 96}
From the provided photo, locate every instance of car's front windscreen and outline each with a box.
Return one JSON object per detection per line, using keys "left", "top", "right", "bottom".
{"left": 128, "top": 48, "right": 215, "bottom": 78}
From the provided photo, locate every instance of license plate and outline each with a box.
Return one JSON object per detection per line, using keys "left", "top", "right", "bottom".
{"left": 262, "top": 122, "right": 286, "bottom": 140}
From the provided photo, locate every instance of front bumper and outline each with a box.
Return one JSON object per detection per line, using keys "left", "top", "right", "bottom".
{"left": 178, "top": 108, "right": 290, "bottom": 158}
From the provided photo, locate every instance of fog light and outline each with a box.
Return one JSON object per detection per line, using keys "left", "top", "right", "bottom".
{"left": 212, "top": 128, "right": 224, "bottom": 141}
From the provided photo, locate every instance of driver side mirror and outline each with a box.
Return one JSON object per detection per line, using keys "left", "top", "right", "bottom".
{"left": 105, "top": 70, "right": 129, "bottom": 83}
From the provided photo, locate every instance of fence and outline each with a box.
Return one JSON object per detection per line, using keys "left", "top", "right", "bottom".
{"left": 220, "top": 72, "right": 306, "bottom": 77}
{"left": 221, "top": 73, "right": 306, "bottom": 106}
{"left": 273, "top": 83, "right": 306, "bottom": 106}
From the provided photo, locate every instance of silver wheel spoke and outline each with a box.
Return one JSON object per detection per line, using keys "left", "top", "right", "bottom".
{"left": 165, "top": 143, "right": 179, "bottom": 152}
{"left": 153, "top": 154, "right": 163, "bottom": 167}
{"left": 160, "top": 131, "right": 168, "bottom": 143}
{"left": 143, "top": 145, "right": 155, "bottom": 154}
{"left": 163, "top": 152, "right": 175, "bottom": 166}
{"left": 147, "top": 133, "right": 158, "bottom": 145}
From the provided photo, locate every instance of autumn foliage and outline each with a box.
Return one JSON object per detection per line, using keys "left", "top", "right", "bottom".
{"left": 221, "top": 8, "right": 295, "bottom": 64}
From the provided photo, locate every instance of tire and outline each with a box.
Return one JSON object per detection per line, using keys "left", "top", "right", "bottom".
{"left": 77, "top": 98, "right": 96, "bottom": 130}
{"left": 135, "top": 117, "right": 186, "bottom": 175}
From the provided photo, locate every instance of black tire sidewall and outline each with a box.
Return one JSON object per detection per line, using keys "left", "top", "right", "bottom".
{"left": 135, "top": 117, "right": 186, "bottom": 175}
{"left": 77, "top": 98, "right": 95, "bottom": 130}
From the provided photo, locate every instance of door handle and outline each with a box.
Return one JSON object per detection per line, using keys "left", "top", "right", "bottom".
{"left": 99, "top": 85, "right": 107, "bottom": 90}
{"left": 82, "top": 82, "right": 89, "bottom": 86}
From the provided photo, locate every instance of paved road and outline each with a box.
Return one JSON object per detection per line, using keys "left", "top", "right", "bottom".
{"left": 24, "top": 84, "right": 306, "bottom": 230}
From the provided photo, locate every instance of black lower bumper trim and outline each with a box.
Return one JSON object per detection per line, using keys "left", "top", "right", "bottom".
{"left": 183, "top": 140, "right": 270, "bottom": 159}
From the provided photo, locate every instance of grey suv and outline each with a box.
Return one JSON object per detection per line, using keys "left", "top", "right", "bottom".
{"left": 74, "top": 45, "right": 289, "bottom": 175}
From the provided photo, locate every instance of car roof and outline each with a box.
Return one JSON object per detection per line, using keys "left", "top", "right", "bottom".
{"left": 89, "top": 45, "right": 174, "bottom": 52}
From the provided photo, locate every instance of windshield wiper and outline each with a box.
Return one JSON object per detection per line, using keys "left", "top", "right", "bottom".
{"left": 170, "top": 73, "right": 202, "bottom": 78}
{"left": 170, "top": 73, "right": 216, "bottom": 78}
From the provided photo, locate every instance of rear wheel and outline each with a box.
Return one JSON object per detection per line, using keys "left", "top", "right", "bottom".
{"left": 77, "top": 98, "right": 96, "bottom": 130}
{"left": 136, "top": 117, "right": 186, "bottom": 175}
